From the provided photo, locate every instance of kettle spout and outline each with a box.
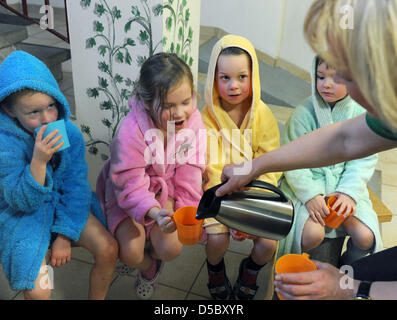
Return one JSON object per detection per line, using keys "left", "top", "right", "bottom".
{"left": 196, "top": 187, "right": 222, "bottom": 220}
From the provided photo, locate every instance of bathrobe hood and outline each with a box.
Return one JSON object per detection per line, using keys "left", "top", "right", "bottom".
{"left": 0, "top": 51, "right": 70, "bottom": 123}
{"left": 202, "top": 34, "right": 281, "bottom": 190}
{"left": 205, "top": 34, "right": 262, "bottom": 137}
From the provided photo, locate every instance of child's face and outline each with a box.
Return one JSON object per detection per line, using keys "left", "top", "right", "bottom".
{"left": 5, "top": 92, "right": 59, "bottom": 133}
{"left": 333, "top": 71, "right": 377, "bottom": 117}
{"left": 160, "top": 79, "right": 195, "bottom": 133}
{"left": 316, "top": 62, "right": 347, "bottom": 105}
{"left": 216, "top": 54, "right": 252, "bottom": 109}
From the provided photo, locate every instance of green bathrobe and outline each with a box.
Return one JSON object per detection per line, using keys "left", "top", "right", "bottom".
{"left": 277, "top": 57, "right": 383, "bottom": 257}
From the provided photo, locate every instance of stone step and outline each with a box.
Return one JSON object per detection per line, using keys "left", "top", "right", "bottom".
{"left": 196, "top": 73, "right": 206, "bottom": 111}
{"left": 15, "top": 42, "right": 70, "bottom": 81}
{"left": 198, "top": 36, "right": 218, "bottom": 75}
{"left": 0, "top": 11, "right": 37, "bottom": 26}
{"left": 0, "top": 23, "right": 28, "bottom": 49}
{"left": 0, "top": 7, "right": 70, "bottom": 82}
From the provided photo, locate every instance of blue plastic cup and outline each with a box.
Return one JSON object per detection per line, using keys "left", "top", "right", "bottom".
{"left": 34, "top": 119, "right": 70, "bottom": 152}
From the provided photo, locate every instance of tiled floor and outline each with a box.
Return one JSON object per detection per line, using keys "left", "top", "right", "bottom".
{"left": 0, "top": 239, "right": 274, "bottom": 300}
{"left": 1, "top": 8, "right": 397, "bottom": 301}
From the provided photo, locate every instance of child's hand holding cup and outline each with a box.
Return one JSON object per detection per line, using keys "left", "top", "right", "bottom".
{"left": 34, "top": 119, "right": 70, "bottom": 154}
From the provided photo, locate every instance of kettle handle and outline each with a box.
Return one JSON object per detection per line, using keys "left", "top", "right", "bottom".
{"left": 246, "top": 180, "right": 288, "bottom": 202}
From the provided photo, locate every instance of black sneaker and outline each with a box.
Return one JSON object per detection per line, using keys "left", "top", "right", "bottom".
{"left": 233, "top": 258, "right": 259, "bottom": 300}
{"left": 207, "top": 271, "right": 235, "bottom": 300}
{"left": 206, "top": 258, "right": 235, "bottom": 300}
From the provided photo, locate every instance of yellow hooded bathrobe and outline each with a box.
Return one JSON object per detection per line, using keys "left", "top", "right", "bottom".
{"left": 202, "top": 34, "right": 282, "bottom": 229}
{"left": 201, "top": 35, "right": 281, "bottom": 299}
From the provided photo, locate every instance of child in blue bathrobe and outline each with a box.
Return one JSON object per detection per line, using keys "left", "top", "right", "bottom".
{"left": 0, "top": 51, "right": 118, "bottom": 299}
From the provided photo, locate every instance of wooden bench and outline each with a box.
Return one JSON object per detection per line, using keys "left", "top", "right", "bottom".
{"left": 368, "top": 187, "right": 393, "bottom": 223}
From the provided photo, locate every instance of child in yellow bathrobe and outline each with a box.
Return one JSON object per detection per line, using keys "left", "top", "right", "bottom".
{"left": 201, "top": 35, "right": 281, "bottom": 300}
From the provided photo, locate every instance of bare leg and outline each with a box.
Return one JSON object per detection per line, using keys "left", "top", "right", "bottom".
{"left": 301, "top": 218, "right": 325, "bottom": 251}
{"left": 206, "top": 233, "right": 230, "bottom": 265}
{"left": 150, "top": 223, "right": 182, "bottom": 262}
{"left": 23, "top": 257, "right": 52, "bottom": 300}
{"left": 74, "top": 213, "right": 118, "bottom": 300}
{"left": 115, "top": 217, "right": 152, "bottom": 271}
{"left": 343, "top": 216, "right": 374, "bottom": 250}
{"left": 251, "top": 238, "right": 277, "bottom": 265}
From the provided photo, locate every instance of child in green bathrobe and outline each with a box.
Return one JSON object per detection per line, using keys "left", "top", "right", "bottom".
{"left": 278, "top": 56, "right": 383, "bottom": 265}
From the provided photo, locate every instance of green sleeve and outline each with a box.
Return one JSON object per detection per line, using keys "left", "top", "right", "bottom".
{"left": 366, "top": 113, "right": 397, "bottom": 141}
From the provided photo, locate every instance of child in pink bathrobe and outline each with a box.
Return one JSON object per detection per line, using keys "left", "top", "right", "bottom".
{"left": 96, "top": 53, "right": 206, "bottom": 299}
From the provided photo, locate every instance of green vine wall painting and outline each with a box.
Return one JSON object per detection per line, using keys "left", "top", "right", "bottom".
{"left": 79, "top": 0, "right": 196, "bottom": 160}
{"left": 160, "top": 0, "right": 194, "bottom": 67}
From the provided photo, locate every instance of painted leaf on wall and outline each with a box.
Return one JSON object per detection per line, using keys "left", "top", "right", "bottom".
{"left": 162, "top": 0, "right": 195, "bottom": 67}
{"left": 80, "top": 0, "right": 196, "bottom": 158}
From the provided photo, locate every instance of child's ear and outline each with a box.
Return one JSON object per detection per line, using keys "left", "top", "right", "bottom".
{"left": 2, "top": 105, "right": 16, "bottom": 118}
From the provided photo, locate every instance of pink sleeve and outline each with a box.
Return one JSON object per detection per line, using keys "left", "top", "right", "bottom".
{"left": 174, "top": 111, "right": 206, "bottom": 210}
{"left": 174, "top": 163, "right": 205, "bottom": 209}
{"left": 109, "top": 117, "right": 160, "bottom": 225}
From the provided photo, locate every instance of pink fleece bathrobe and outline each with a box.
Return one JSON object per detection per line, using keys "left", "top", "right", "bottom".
{"left": 96, "top": 97, "right": 206, "bottom": 236}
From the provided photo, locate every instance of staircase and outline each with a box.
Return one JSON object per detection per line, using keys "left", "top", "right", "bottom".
{"left": 0, "top": 4, "right": 70, "bottom": 82}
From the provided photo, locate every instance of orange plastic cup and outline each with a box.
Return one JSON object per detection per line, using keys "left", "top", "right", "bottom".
{"left": 324, "top": 196, "right": 353, "bottom": 229}
{"left": 275, "top": 253, "right": 317, "bottom": 300}
{"left": 234, "top": 231, "right": 248, "bottom": 239}
{"left": 173, "top": 206, "right": 203, "bottom": 246}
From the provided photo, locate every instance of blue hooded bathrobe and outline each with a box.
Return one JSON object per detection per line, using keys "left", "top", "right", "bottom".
{"left": 0, "top": 51, "right": 99, "bottom": 291}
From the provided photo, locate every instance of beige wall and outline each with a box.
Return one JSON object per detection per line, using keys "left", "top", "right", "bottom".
{"left": 200, "top": 0, "right": 315, "bottom": 74}
{"left": 278, "top": 0, "right": 315, "bottom": 72}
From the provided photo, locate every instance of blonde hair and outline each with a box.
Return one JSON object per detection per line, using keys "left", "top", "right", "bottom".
{"left": 304, "top": 0, "right": 397, "bottom": 129}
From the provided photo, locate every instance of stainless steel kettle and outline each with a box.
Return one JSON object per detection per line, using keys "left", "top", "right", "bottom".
{"left": 196, "top": 180, "right": 294, "bottom": 240}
